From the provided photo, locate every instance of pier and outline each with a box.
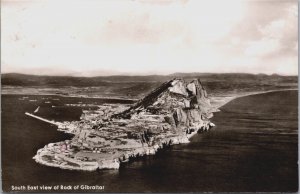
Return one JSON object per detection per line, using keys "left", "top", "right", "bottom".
{"left": 25, "top": 112, "right": 59, "bottom": 126}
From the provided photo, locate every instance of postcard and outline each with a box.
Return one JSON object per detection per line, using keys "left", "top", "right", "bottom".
{"left": 1, "top": 0, "right": 298, "bottom": 193}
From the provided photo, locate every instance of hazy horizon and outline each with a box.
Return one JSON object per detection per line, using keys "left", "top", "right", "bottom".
{"left": 1, "top": 71, "right": 297, "bottom": 77}
{"left": 2, "top": 0, "right": 298, "bottom": 76}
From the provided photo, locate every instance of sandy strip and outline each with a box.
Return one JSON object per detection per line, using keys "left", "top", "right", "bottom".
{"left": 211, "top": 89, "right": 297, "bottom": 110}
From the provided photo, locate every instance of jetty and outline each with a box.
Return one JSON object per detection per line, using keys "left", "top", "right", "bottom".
{"left": 25, "top": 112, "right": 59, "bottom": 126}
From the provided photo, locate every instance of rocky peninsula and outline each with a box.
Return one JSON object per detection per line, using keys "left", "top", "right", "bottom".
{"left": 33, "top": 78, "right": 216, "bottom": 170}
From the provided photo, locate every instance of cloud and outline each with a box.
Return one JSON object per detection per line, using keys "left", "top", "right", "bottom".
{"left": 218, "top": 0, "right": 298, "bottom": 75}
{"left": 245, "top": 38, "right": 280, "bottom": 57}
{"left": 99, "top": 13, "right": 186, "bottom": 45}
{"left": 1, "top": 0, "right": 298, "bottom": 76}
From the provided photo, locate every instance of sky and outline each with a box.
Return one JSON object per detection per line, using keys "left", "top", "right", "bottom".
{"left": 1, "top": 0, "right": 298, "bottom": 76}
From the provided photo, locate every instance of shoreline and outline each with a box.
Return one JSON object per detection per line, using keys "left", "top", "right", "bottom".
{"left": 210, "top": 88, "right": 298, "bottom": 110}
{"left": 33, "top": 121, "right": 213, "bottom": 171}
{"left": 31, "top": 88, "right": 297, "bottom": 171}
{"left": 2, "top": 92, "right": 138, "bottom": 102}
{"left": 3, "top": 88, "right": 297, "bottom": 106}
{"left": 2, "top": 87, "right": 297, "bottom": 102}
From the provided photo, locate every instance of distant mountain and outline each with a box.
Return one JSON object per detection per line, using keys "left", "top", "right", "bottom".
{"left": 1, "top": 73, "right": 170, "bottom": 87}
{"left": 1, "top": 72, "right": 297, "bottom": 87}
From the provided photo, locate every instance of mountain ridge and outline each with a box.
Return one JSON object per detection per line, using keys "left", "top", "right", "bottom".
{"left": 2, "top": 72, "right": 297, "bottom": 87}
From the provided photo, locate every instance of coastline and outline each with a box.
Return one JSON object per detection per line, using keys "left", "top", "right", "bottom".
{"left": 2, "top": 86, "right": 297, "bottom": 103}
{"left": 33, "top": 121, "right": 212, "bottom": 171}
{"left": 31, "top": 88, "right": 297, "bottom": 171}
{"left": 1, "top": 92, "right": 138, "bottom": 102}
{"left": 3, "top": 89, "right": 297, "bottom": 192}
{"left": 210, "top": 88, "right": 298, "bottom": 110}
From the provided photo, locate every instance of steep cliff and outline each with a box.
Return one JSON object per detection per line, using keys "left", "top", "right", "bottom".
{"left": 113, "top": 78, "right": 214, "bottom": 134}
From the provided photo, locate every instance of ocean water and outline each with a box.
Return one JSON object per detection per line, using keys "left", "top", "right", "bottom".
{"left": 2, "top": 90, "right": 298, "bottom": 192}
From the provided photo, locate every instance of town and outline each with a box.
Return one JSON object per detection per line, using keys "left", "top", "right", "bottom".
{"left": 31, "top": 78, "right": 216, "bottom": 171}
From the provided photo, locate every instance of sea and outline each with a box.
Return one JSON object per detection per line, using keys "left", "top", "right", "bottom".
{"left": 1, "top": 90, "right": 298, "bottom": 192}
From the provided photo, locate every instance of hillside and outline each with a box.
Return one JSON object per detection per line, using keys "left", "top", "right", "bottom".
{"left": 1, "top": 73, "right": 297, "bottom": 99}
{"left": 2, "top": 73, "right": 297, "bottom": 86}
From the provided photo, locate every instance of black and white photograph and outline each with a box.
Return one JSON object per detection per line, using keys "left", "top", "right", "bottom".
{"left": 1, "top": 0, "right": 298, "bottom": 192}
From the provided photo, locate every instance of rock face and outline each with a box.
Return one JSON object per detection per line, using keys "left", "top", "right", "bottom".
{"left": 33, "top": 78, "right": 215, "bottom": 171}
{"left": 114, "top": 78, "right": 213, "bottom": 134}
